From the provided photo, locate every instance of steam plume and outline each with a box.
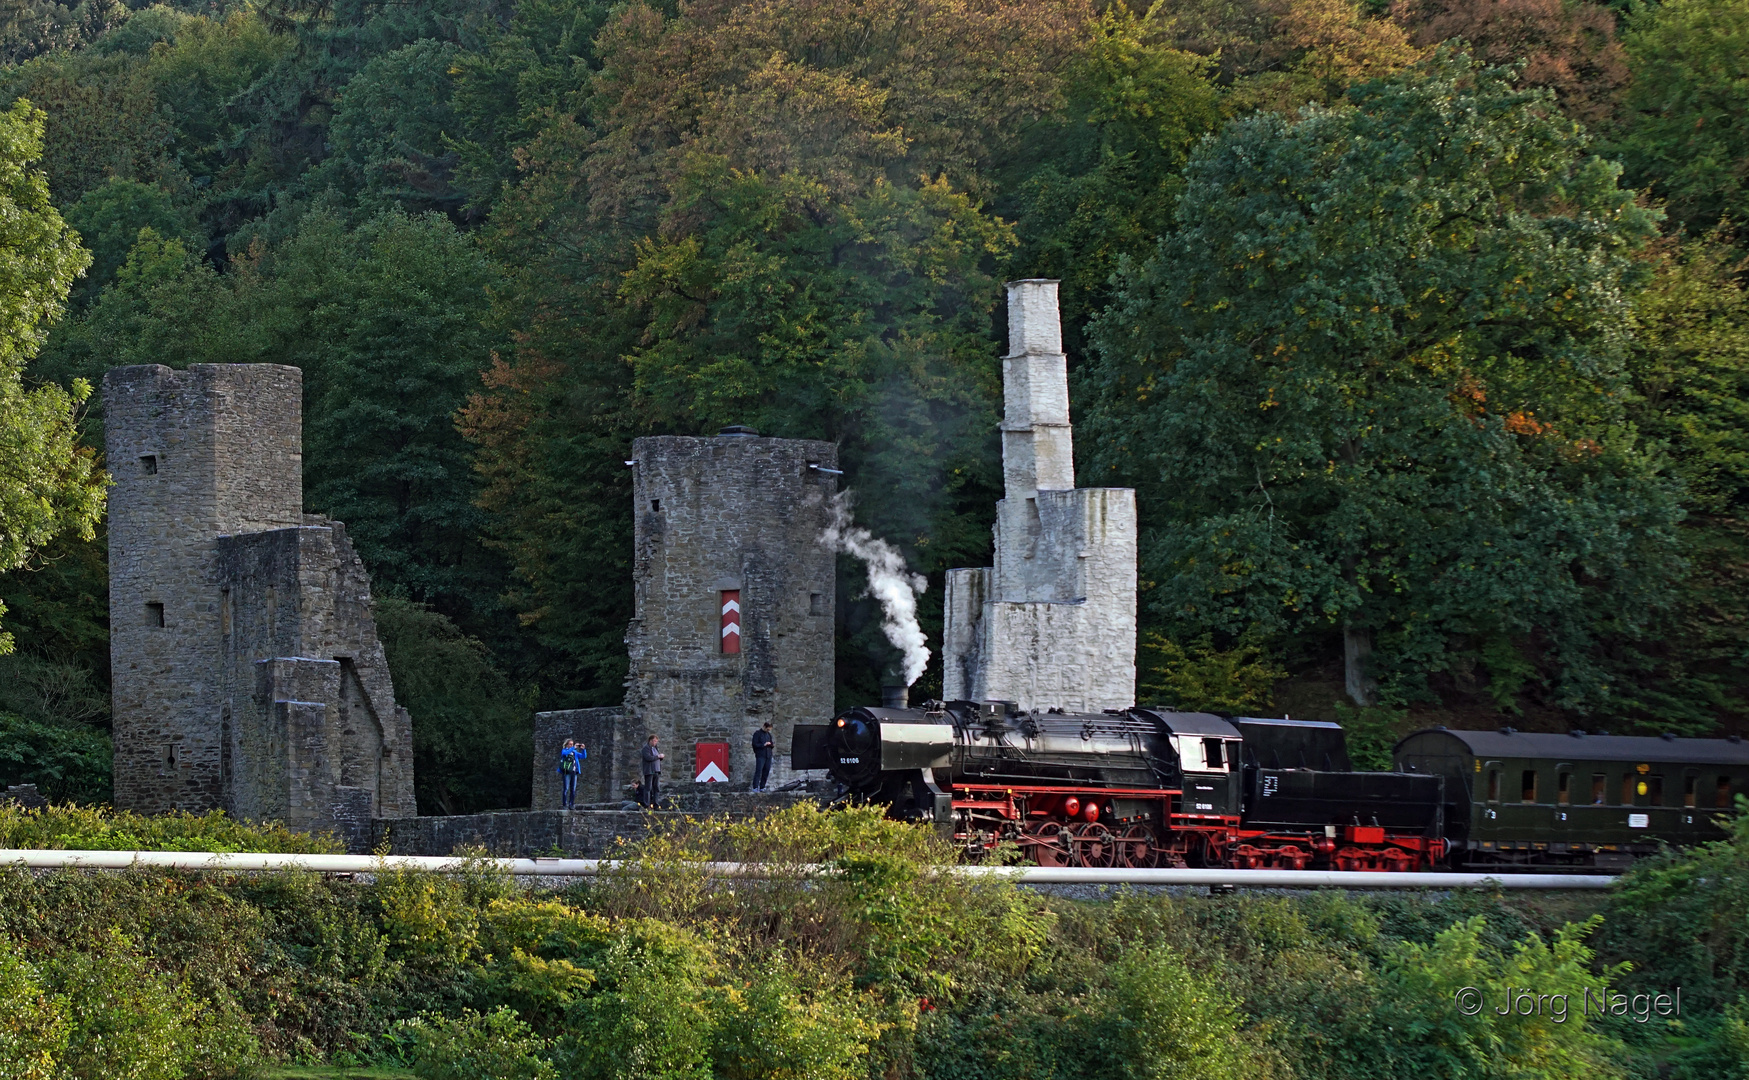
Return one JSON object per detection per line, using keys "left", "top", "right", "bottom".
{"left": 821, "top": 492, "right": 930, "bottom": 686}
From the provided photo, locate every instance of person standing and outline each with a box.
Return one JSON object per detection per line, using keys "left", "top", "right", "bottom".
{"left": 750, "top": 721, "right": 774, "bottom": 792}
{"left": 557, "top": 738, "right": 586, "bottom": 810}
{"left": 640, "top": 734, "right": 665, "bottom": 808}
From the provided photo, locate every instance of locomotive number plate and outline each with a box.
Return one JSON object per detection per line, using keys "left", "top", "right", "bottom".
{"left": 1261, "top": 776, "right": 1279, "bottom": 797}
{"left": 840, "top": 757, "right": 860, "bottom": 764}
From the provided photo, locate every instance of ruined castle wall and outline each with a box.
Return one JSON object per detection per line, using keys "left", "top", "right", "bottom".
{"left": 623, "top": 435, "right": 837, "bottom": 788}
{"left": 532, "top": 707, "right": 626, "bottom": 808}
{"left": 940, "top": 282, "right": 1138, "bottom": 713}
{"left": 105, "top": 365, "right": 304, "bottom": 814}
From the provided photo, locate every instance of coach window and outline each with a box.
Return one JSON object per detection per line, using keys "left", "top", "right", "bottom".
{"left": 1486, "top": 769, "right": 1500, "bottom": 802}
{"left": 1720, "top": 776, "right": 1735, "bottom": 809}
{"left": 1684, "top": 774, "right": 1698, "bottom": 809}
{"left": 1592, "top": 774, "right": 1606, "bottom": 804}
{"left": 1622, "top": 774, "right": 1636, "bottom": 805}
{"left": 1521, "top": 770, "right": 1537, "bottom": 804}
{"left": 1647, "top": 775, "right": 1663, "bottom": 806}
{"left": 1557, "top": 772, "right": 1571, "bottom": 806}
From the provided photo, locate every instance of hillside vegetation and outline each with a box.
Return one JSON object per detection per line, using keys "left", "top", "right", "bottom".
{"left": 2, "top": 0, "right": 1748, "bottom": 805}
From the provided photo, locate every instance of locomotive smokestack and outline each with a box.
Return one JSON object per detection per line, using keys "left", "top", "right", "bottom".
{"left": 881, "top": 684, "right": 909, "bottom": 709}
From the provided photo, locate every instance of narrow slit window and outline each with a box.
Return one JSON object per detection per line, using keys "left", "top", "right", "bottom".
{"left": 1487, "top": 771, "right": 1500, "bottom": 802}
{"left": 1557, "top": 773, "right": 1570, "bottom": 806}
{"left": 650, "top": 499, "right": 661, "bottom": 512}
{"left": 1684, "top": 776, "right": 1697, "bottom": 808}
{"left": 146, "top": 602, "right": 165, "bottom": 627}
{"left": 1592, "top": 774, "right": 1607, "bottom": 804}
{"left": 1521, "top": 770, "right": 1537, "bottom": 804}
{"left": 720, "top": 590, "right": 741, "bottom": 655}
{"left": 139, "top": 454, "right": 157, "bottom": 475}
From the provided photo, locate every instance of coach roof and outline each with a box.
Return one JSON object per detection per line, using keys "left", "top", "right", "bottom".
{"left": 1397, "top": 728, "right": 1749, "bottom": 766}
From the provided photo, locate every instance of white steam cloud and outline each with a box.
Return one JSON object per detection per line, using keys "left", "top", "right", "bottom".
{"left": 821, "top": 492, "right": 930, "bottom": 686}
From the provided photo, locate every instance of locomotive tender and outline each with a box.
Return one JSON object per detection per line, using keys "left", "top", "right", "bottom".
{"left": 792, "top": 701, "right": 1748, "bottom": 872}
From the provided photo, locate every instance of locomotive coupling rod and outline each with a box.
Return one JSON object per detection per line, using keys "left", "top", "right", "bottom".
{"left": 0, "top": 850, "right": 1615, "bottom": 887}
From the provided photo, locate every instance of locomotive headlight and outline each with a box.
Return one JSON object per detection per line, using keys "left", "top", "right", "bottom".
{"left": 835, "top": 718, "right": 846, "bottom": 727}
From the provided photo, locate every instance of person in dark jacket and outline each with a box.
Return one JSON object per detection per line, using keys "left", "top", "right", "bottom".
{"left": 639, "top": 734, "right": 665, "bottom": 808}
{"left": 751, "top": 722, "right": 775, "bottom": 792}
{"left": 557, "top": 738, "right": 586, "bottom": 809}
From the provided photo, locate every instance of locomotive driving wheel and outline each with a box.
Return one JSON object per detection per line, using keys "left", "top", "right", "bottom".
{"left": 1073, "top": 823, "right": 1116, "bottom": 868}
{"left": 1025, "top": 824, "right": 1074, "bottom": 867}
{"left": 1115, "top": 824, "right": 1155, "bottom": 868}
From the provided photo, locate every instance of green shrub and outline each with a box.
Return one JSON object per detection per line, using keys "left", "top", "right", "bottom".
{"left": 0, "top": 802, "right": 342, "bottom": 853}
{"left": 549, "top": 921, "right": 718, "bottom": 1080}
{"left": 0, "top": 711, "right": 111, "bottom": 804}
{"left": 399, "top": 1007, "right": 555, "bottom": 1080}
{"left": 1072, "top": 943, "right": 1254, "bottom": 1080}
{"left": 46, "top": 928, "right": 257, "bottom": 1080}
{"left": 1137, "top": 631, "right": 1285, "bottom": 713}
{"left": 0, "top": 937, "right": 67, "bottom": 1080}
{"left": 709, "top": 956, "right": 881, "bottom": 1080}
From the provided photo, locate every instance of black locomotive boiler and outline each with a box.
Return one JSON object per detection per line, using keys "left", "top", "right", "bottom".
{"left": 793, "top": 701, "right": 1749, "bottom": 872}
{"left": 793, "top": 700, "right": 1448, "bottom": 870}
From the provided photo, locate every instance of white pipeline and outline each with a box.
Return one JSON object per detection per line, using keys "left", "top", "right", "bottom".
{"left": 0, "top": 849, "right": 1615, "bottom": 888}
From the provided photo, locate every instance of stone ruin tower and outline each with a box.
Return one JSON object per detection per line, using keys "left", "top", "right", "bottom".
{"left": 941, "top": 280, "right": 1139, "bottom": 711}
{"left": 105, "top": 364, "right": 415, "bottom": 842}
{"left": 533, "top": 430, "right": 838, "bottom": 805}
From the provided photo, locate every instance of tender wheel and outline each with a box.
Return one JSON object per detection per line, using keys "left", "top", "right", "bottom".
{"left": 1074, "top": 823, "right": 1115, "bottom": 868}
{"left": 1115, "top": 824, "right": 1155, "bottom": 868}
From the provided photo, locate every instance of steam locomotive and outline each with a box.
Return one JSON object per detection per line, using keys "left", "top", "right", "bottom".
{"left": 790, "top": 700, "right": 1749, "bottom": 872}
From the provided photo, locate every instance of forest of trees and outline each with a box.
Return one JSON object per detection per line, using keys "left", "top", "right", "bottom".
{"left": 3, "top": 0, "right": 1749, "bottom": 812}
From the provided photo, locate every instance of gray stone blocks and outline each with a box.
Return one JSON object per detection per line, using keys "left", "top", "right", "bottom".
{"left": 105, "top": 364, "right": 414, "bottom": 844}
{"left": 942, "top": 281, "right": 1139, "bottom": 712}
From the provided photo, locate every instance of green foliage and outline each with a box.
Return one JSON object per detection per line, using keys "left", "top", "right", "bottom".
{"left": 1602, "top": 796, "right": 1749, "bottom": 1012}
{"left": 62, "top": 178, "right": 203, "bottom": 304}
{"left": 1137, "top": 630, "right": 1286, "bottom": 713}
{"left": 0, "top": 801, "right": 342, "bottom": 852}
{"left": 1086, "top": 49, "right": 1676, "bottom": 710}
{"left": 397, "top": 1008, "right": 554, "bottom": 1080}
{"left": 0, "top": 712, "right": 111, "bottom": 803}
{"left": 1616, "top": 0, "right": 1749, "bottom": 236}
{"left": 375, "top": 598, "right": 534, "bottom": 815}
{"left": 47, "top": 927, "right": 258, "bottom": 1080}
{"left": 0, "top": 97, "right": 101, "bottom": 657}
{"left": 0, "top": 936, "right": 67, "bottom": 1080}
{"left": 1073, "top": 943, "right": 1252, "bottom": 1080}
{"left": 1376, "top": 915, "right": 1629, "bottom": 1079}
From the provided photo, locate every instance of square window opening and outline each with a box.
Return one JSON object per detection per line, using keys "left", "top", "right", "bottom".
{"left": 139, "top": 454, "right": 157, "bottom": 475}
{"left": 809, "top": 592, "right": 826, "bottom": 616}
{"left": 146, "top": 602, "right": 165, "bottom": 628}
{"left": 650, "top": 499, "right": 661, "bottom": 512}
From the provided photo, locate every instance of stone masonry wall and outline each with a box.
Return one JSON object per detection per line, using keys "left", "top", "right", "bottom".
{"left": 106, "top": 364, "right": 304, "bottom": 814}
{"left": 941, "top": 282, "right": 1138, "bottom": 712}
{"left": 623, "top": 434, "right": 838, "bottom": 789}
{"left": 105, "top": 363, "right": 415, "bottom": 833}
{"left": 533, "top": 707, "right": 626, "bottom": 809}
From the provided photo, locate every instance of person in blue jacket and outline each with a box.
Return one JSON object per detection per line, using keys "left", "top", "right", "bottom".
{"left": 557, "top": 738, "right": 587, "bottom": 809}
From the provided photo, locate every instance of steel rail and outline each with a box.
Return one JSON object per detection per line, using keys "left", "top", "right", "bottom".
{"left": 0, "top": 849, "right": 1616, "bottom": 887}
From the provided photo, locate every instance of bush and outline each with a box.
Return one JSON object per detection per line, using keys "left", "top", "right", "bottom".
{"left": 45, "top": 928, "right": 257, "bottom": 1080}
{"left": 0, "top": 711, "right": 111, "bottom": 804}
{"left": 0, "top": 938, "right": 67, "bottom": 1080}
{"left": 399, "top": 1007, "right": 555, "bottom": 1080}
{"left": 0, "top": 802, "right": 343, "bottom": 853}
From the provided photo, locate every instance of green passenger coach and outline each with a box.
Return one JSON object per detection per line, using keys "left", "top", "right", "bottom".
{"left": 1394, "top": 728, "right": 1749, "bottom": 871}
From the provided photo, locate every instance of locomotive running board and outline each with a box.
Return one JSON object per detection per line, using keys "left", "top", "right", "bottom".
{"left": 960, "top": 866, "right": 1616, "bottom": 888}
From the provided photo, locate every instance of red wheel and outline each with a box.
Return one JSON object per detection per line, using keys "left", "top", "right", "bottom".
{"left": 1026, "top": 824, "right": 1073, "bottom": 867}
{"left": 1074, "top": 823, "right": 1115, "bottom": 868}
{"left": 1116, "top": 824, "right": 1155, "bottom": 868}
